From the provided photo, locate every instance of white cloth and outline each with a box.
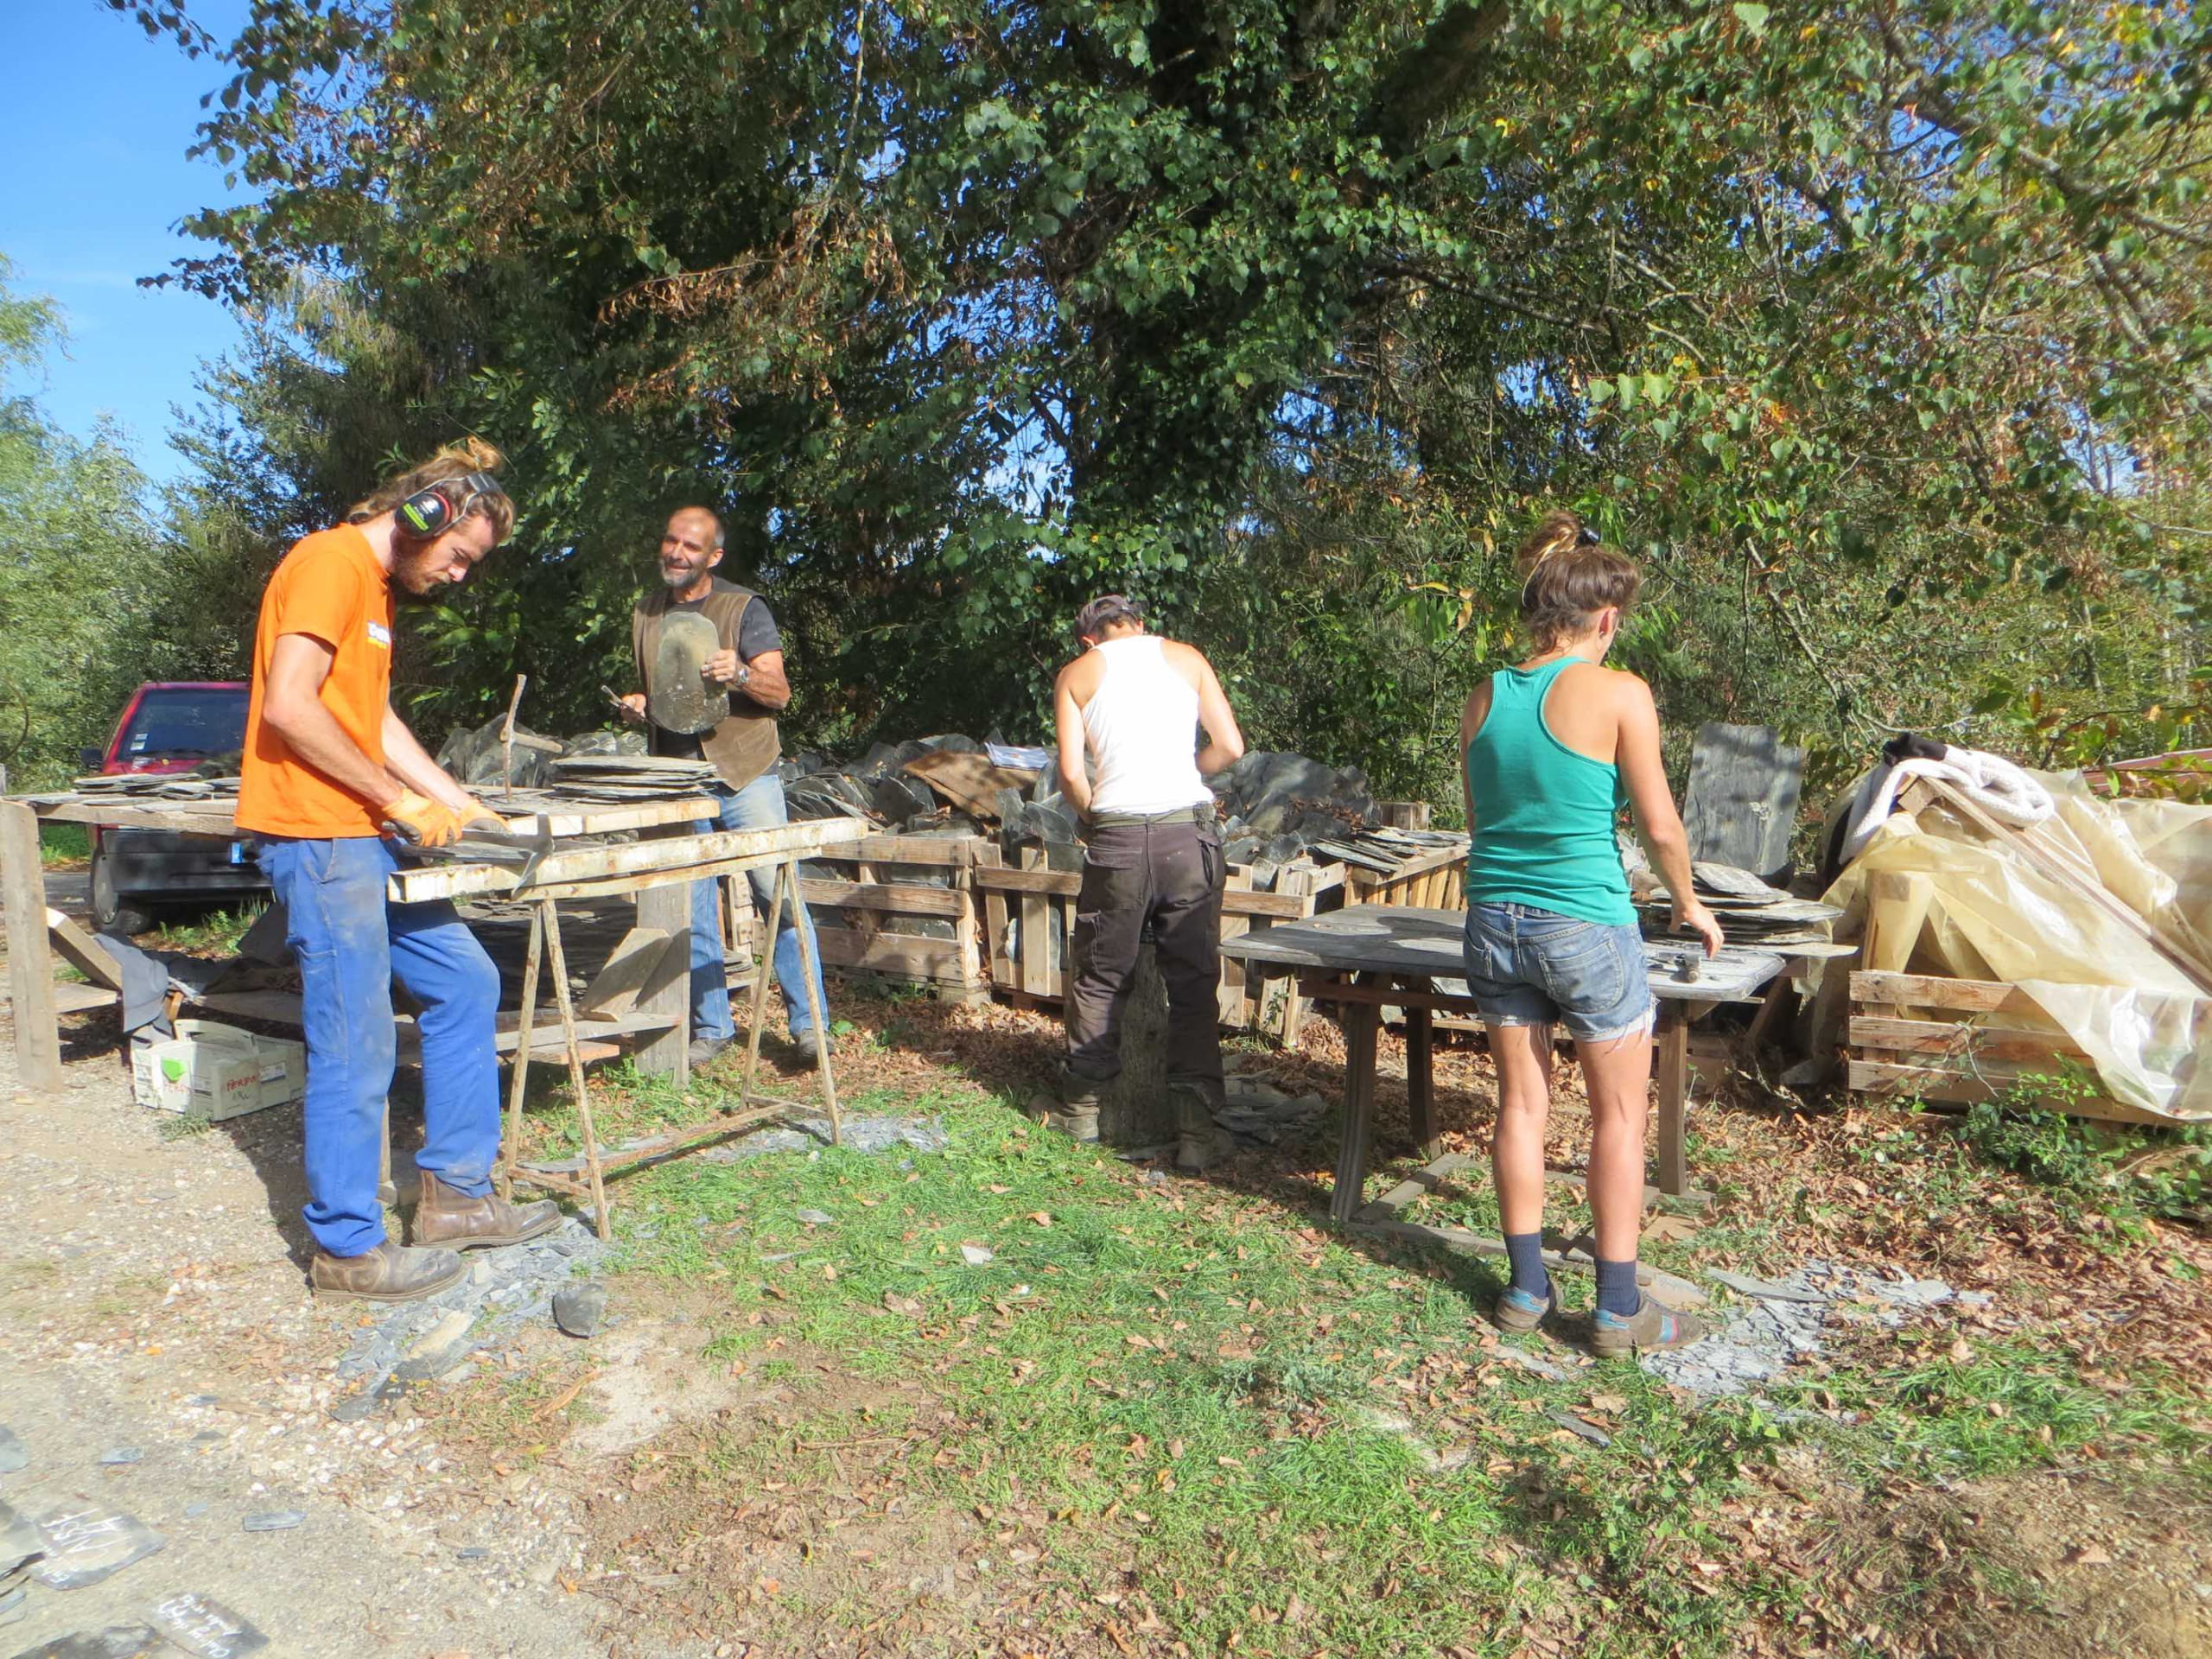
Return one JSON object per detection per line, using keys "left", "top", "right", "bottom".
{"left": 1080, "top": 635, "right": 1211, "bottom": 815}
{"left": 1839, "top": 743, "right": 2056, "bottom": 865}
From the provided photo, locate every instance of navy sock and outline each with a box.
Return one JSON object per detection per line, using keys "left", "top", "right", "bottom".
{"left": 1503, "top": 1232, "right": 1550, "bottom": 1300}
{"left": 1595, "top": 1257, "right": 1642, "bottom": 1319}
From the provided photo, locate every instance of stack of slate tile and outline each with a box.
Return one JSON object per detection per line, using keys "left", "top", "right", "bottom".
{"left": 544, "top": 753, "right": 720, "bottom": 800}
{"left": 1639, "top": 861, "right": 1842, "bottom": 947}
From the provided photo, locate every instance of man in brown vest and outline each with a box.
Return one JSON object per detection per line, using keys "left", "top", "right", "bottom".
{"left": 620, "top": 506, "right": 829, "bottom": 1065}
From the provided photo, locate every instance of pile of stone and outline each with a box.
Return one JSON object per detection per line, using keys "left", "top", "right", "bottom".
{"left": 780, "top": 734, "right": 999, "bottom": 834}
{"left": 330, "top": 1216, "right": 609, "bottom": 1411}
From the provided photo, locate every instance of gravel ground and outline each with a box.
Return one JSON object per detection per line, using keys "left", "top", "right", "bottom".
{"left": 0, "top": 1022, "right": 645, "bottom": 1657}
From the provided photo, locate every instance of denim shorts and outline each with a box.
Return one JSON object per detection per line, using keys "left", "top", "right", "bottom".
{"left": 1461, "top": 902, "right": 1654, "bottom": 1043}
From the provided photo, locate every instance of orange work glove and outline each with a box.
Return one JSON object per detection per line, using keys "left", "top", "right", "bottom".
{"left": 456, "top": 795, "right": 512, "bottom": 834}
{"left": 382, "top": 790, "right": 467, "bottom": 849}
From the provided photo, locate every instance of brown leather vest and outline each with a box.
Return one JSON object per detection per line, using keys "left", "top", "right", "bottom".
{"left": 632, "top": 582, "right": 781, "bottom": 791}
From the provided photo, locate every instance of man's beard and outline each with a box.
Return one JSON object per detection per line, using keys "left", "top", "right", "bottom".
{"left": 393, "top": 547, "right": 453, "bottom": 603}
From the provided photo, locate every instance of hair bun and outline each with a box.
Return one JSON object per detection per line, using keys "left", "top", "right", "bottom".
{"left": 1516, "top": 510, "right": 1584, "bottom": 579}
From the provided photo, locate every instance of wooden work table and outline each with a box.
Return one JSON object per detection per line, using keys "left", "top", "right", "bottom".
{"left": 1217, "top": 904, "right": 1848, "bottom": 1231}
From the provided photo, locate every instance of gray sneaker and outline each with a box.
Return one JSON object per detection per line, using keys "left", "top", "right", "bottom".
{"left": 688, "top": 1035, "right": 730, "bottom": 1068}
{"left": 789, "top": 1027, "right": 823, "bottom": 1065}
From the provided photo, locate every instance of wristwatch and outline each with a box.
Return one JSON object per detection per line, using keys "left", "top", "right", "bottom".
{"left": 734, "top": 662, "right": 752, "bottom": 690}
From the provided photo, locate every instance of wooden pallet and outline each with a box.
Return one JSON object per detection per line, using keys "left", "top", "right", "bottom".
{"left": 971, "top": 847, "right": 1344, "bottom": 1039}
{"left": 1847, "top": 969, "right": 2177, "bottom": 1126}
{"left": 1340, "top": 841, "right": 1468, "bottom": 911}
{"left": 779, "top": 831, "right": 988, "bottom": 1000}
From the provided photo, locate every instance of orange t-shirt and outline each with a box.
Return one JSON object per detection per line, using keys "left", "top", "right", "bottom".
{"left": 236, "top": 525, "right": 396, "bottom": 839}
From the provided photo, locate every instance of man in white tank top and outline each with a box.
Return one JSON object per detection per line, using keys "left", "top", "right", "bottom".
{"left": 1047, "top": 595, "right": 1246, "bottom": 1169}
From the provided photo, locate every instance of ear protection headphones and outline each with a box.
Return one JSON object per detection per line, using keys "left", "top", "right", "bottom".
{"left": 396, "top": 471, "right": 500, "bottom": 539}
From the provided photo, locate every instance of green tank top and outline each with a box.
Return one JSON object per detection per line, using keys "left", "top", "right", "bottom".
{"left": 1463, "top": 659, "right": 1635, "bottom": 926}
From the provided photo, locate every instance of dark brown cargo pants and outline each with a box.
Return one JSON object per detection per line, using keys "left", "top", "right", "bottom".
{"left": 1064, "top": 812, "right": 1226, "bottom": 1107}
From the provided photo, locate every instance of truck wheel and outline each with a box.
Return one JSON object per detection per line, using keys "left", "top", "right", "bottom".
{"left": 91, "top": 846, "right": 156, "bottom": 936}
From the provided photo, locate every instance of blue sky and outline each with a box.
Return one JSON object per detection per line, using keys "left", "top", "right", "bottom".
{"left": 1, "top": 1, "right": 251, "bottom": 484}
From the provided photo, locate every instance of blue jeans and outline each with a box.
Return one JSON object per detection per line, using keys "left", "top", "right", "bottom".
{"left": 257, "top": 836, "right": 503, "bottom": 1258}
{"left": 690, "top": 770, "right": 829, "bottom": 1043}
{"left": 1461, "top": 901, "right": 1654, "bottom": 1043}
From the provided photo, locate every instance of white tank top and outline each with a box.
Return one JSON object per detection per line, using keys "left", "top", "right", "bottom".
{"left": 1080, "top": 635, "right": 1211, "bottom": 815}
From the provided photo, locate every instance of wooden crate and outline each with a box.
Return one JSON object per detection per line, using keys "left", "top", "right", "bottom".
{"left": 972, "top": 847, "right": 1344, "bottom": 1040}
{"left": 1341, "top": 840, "right": 1469, "bottom": 911}
{"left": 728, "top": 831, "right": 988, "bottom": 999}
{"left": 1847, "top": 969, "right": 2175, "bottom": 1126}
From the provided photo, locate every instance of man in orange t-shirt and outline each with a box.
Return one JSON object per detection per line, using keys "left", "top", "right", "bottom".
{"left": 239, "top": 442, "right": 559, "bottom": 1303}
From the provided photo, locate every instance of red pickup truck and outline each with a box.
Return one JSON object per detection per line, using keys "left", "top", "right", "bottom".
{"left": 82, "top": 681, "right": 267, "bottom": 933}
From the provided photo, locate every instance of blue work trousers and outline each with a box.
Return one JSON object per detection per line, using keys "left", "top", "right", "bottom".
{"left": 257, "top": 836, "right": 502, "bottom": 1257}
{"left": 690, "top": 770, "right": 829, "bottom": 1042}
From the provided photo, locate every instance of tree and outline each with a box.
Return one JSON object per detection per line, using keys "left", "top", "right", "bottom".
{"left": 128, "top": 0, "right": 2211, "bottom": 786}
{"left": 0, "top": 257, "right": 212, "bottom": 784}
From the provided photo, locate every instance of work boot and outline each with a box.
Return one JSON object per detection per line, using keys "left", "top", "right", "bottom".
{"left": 413, "top": 1169, "right": 562, "bottom": 1251}
{"left": 1033, "top": 1070, "right": 1102, "bottom": 1142}
{"left": 309, "top": 1239, "right": 464, "bottom": 1303}
{"left": 689, "top": 1035, "right": 730, "bottom": 1069}
{"left": 1173, "top": 1086, "right": 1236, "bottom": 1173}
{"left": 790, "top": 1027, "right": 823, "bottom": 1065}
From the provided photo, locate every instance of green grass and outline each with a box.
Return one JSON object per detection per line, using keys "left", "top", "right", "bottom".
{"left": 596, "top": 1080, "right": 1803, "bottom": 1657}
{"left": 41, "top": 823, "right": 89, "bottom": 867}
{"left": 149, "top": 899, "right": 266, "bottom": 956}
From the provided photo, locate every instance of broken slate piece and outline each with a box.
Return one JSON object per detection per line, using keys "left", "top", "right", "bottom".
{"left": 30, "top": 1507, "right": 165, "bottom": 1590}
{"left": 794, "top": 1208, "right": 834, "bottom": 1227}
{"left": 149, "top": 1591, "right": 270, "bottom": 1658}
{"left": 0, "top": 1585, "right": 23, "bottom": 1626}
{"left": 959, "top": 1244, "right": 994, "bottom": 1266}
{"left": 8, "top": 1628, "right": 166, "bottom": 1658}
{"left": 552, "top": 1282, "right": 607, "bottom": 1339}
{"left": 241, "top": 1511, "right": 303, "bottom": 1533}
{"left": 96, "top": 1448, "right": 144, "bottom": 1467}
{"left": 393, "top": 1309, "right": 477, "bottom": 1382}
{"left": 1708, "top": 1270, "right": 1828, "bottom": 1306}
{"left": 0, "top": 1427, "right": 26, "bottom": 1475}
{"left": 1544, "top": 1409, "right": 1613, "bottom": 1448}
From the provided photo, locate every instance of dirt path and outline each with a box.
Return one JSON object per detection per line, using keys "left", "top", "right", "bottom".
{"left": 0, "top": 1022, "right": 639, "bottom": 1657}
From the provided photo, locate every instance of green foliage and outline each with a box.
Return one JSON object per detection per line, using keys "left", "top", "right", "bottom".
{"left": 0, "top": 258, "right": 238, "bottom": 785}
{"left": 105, "top": 0, "right": 2212, "bottom": 785}
{"left": 1960, "top": 1094, "right": 2212, "bottom": 1226}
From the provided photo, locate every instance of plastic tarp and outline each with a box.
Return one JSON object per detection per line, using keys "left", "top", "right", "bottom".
{"left": 1823, "top": 772, "right": 2212, "bottom": 1122}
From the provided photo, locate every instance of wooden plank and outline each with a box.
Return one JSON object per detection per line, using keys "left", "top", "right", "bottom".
{"left": 1405, "top": 1004, "right": 1439, "bottom": 1160}
{"left": 1018, "top": 849, "right": 1055, "bottom": 999}
{"left": 2, "top": 800, "right": 62, "bottom": 1090}
{"left": 900, "top": 750, "right": 1042, "bottom": 818}
{"left": 28, "top": 801, "right": 239, "bottom": 836}
{"left": 497, "top": 796, "right": 719, "bottom": 837}
{"left": 633, "top": 881, "right": 690, "bottom": 1083}
{"left": 974, "top": 864, "right": 1081, "bottom": 897}
{"left": 1849, "top": 971, "right": 2047, "bottom": 1015}
{"left": 385, "top": 817, "right": 868, "bottom": 904}
{"left": 1654, "top": 1002, "right": 1690, "bottom": 1197}
{"left": 44, "top": 907, "right": 124, "bottom": 989}
{"left": 1680, "top": 721, "right": 1804, "bottom": 877}
{"left": 811, "top": 925, "right": 964, "bottom": 979}
{"left": 576, "top": 926, "right": 674, "bottom": 1019}
{"left": 190, "top": 988, "right": 673, "bottom": 1055}
{"left": 798, "top": 879, "right": 966, "bottom": 917}
{"left": 54, "top": 982, "right": 119, "bottom": 1014}
{"left": 1846, "top": 1059, "right": 2177, "bottom": 1126}
{"left": 843, "top": 834, "right": 983, "bottom": 866}
{"left": 1353, "top": 1150, "right": 1475, "bottom": 1221}
{"left": 1849, "top": 1014, "right": 2089, "bottom": 1063}
{"left": 1331, "top": 995, "right": 1382, "bottom": 1226}
{"left": 1217, "top": 868, "right": 1253, "bottom": 1027}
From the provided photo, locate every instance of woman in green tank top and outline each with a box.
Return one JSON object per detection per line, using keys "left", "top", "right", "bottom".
{"left": 1459, "top": 511, "right": 1722, "bottom": 1357}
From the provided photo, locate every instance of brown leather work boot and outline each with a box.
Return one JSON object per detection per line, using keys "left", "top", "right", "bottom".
{"left": 310, "top": 1239, "right": 464, "bottom": 1303}
{"left": 413, "top": 1169, "right": 562, "bottom": 1250}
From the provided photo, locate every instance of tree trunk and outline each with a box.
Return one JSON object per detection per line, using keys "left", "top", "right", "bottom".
{"left": 1097, "top": 943, "right": 1178, "bottom": 1147}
